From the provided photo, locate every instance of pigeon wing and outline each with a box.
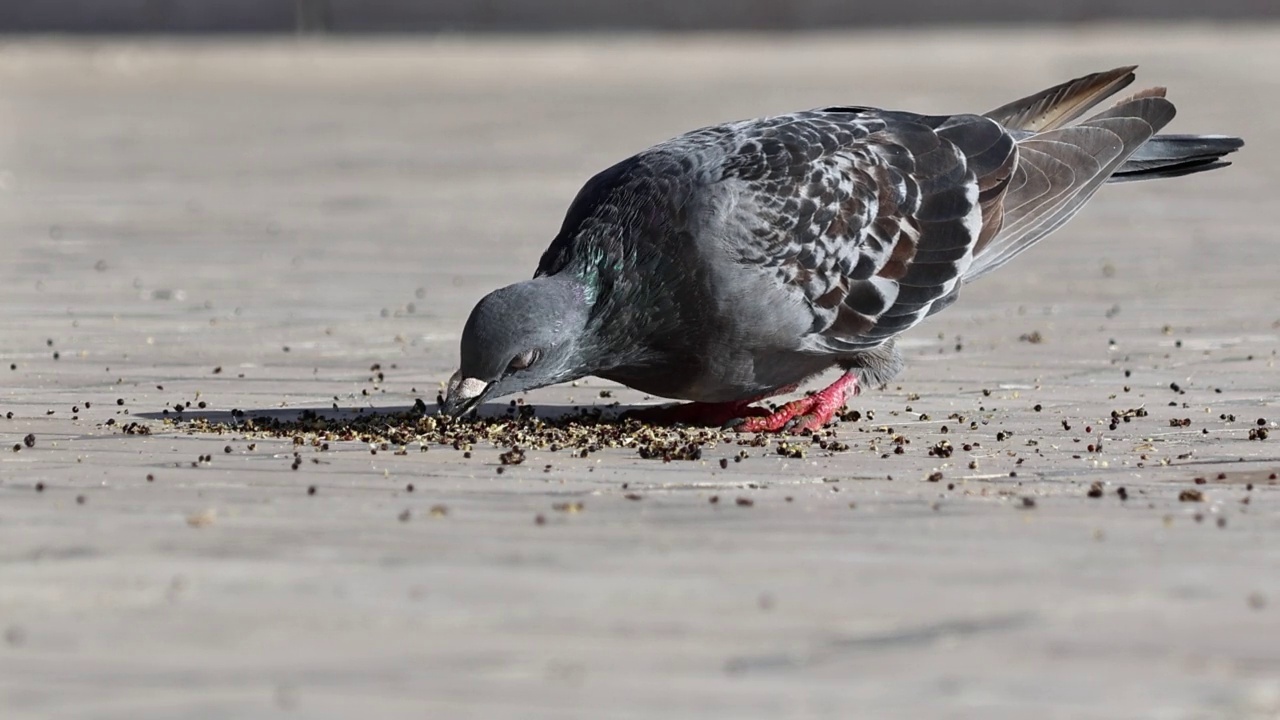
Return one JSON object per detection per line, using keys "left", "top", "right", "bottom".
{"left": 717, "top": 110, "right": 1017, "bottom": 354}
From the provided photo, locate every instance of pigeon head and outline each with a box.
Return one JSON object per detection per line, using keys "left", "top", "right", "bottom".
{"left": 441, "top": 275, "right": 593, "bottom": 416}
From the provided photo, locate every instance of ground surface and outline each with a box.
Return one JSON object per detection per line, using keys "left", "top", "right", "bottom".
{"left": 0, "top": 28, "right": 1278, "bottom": 720}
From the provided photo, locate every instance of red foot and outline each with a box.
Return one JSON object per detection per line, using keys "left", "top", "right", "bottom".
{"left": 731, "top": 372, "right": 860, "bottom": 434}
{"left": 623, "top": 400, "right": 770, "bottom": 427}
{"left": 623, "top": 385, "right": 800, "bottom": 428}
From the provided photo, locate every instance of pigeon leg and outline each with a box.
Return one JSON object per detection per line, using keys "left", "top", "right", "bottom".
{"left": 624, "top": 385, "right": 799, "bottom": 427}
{"left": 623, "top": 399, "right": 771, "bottom": 427}
{"left": 731, "top": 372, "right": 859, "bottom": 434}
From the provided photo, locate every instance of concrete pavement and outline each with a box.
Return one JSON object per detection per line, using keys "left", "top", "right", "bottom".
{"left": 0, "top": 28, "right": 1278, "bottom": 719}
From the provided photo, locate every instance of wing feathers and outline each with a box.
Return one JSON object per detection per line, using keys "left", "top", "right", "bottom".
{"left": 707, "top": 70, "right": 1217, "bottom": 361}
{"left": 964, "top": 95, "right": 1175, "bottom": 281}
{"left": 985, "top": 66, "right": 1137, "bottom": 132}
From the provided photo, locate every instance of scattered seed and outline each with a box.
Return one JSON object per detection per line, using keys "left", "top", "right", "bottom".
{"left": 186, "top": 509, "right": 216, "bottom": 528}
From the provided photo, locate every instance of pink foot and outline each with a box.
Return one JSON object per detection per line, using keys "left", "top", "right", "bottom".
{"left": 623, "top": 400, "right": 770, "bottom": 427}
{"left": 731, "top": 372, "right": 859, "bottom": 434}
{"left": 623, "top": 385, "right": 800, "bottom": 428}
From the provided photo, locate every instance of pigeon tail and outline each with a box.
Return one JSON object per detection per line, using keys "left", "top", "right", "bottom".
{"left": 1109, "top": 134, "right": 1244, "bottom": 182}
{"left": 964, "top": 71, "right": 1244, "bottom": 282}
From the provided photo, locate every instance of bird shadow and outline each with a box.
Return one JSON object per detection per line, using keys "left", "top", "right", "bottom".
{"left": 134, "top": 399, "right": 648, "bottom": 428}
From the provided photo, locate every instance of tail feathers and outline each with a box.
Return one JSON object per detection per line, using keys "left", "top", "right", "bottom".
{"left": 1109, "top": 134, "right": 1245, "bottom": 182}
{"left": 963, "top": 66, "right": 1244, "bottom": 284}
{"left": 964, "top": 95, "right": 1175, "bottom": 282}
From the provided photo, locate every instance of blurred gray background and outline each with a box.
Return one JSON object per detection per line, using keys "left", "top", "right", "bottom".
{"left": 0, "top": 0, "right": 1277, "bottom": 33}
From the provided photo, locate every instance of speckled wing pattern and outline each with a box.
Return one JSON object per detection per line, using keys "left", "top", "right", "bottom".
{"left": 716, "top": 79, "right": 1176, "bottom": 353}
{"left": 716, "top": 109, "right": 1018, "bottom": 354}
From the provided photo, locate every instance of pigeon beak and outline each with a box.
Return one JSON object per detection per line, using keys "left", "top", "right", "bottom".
{"left": 439, "top": 370, "right": 492, "bottom": 417}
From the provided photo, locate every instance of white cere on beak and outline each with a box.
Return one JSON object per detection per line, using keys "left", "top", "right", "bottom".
{"left": 447, "top": 373, "right": 489, "bottom": 402}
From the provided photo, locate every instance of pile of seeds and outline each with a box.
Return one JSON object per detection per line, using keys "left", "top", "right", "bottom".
{"left": 165, "top": 400, "right": 857, "bottom": 461}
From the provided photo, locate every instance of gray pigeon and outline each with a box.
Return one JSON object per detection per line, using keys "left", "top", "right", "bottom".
{"left": 441, "top": 67, "right": 1242, "bottom": 432}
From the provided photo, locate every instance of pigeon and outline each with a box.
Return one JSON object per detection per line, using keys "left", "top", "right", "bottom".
{"left": 441, "top": 66, "right": 1243, "bottom": 432}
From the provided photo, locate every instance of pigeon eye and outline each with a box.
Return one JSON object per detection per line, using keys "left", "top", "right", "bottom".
{"left": 507, "top": 349, "right": 539, "bottom": 372}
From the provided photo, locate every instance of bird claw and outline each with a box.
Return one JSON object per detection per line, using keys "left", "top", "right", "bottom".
{"left": 728, "top": 373, "right": 859, "bottom": 434}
